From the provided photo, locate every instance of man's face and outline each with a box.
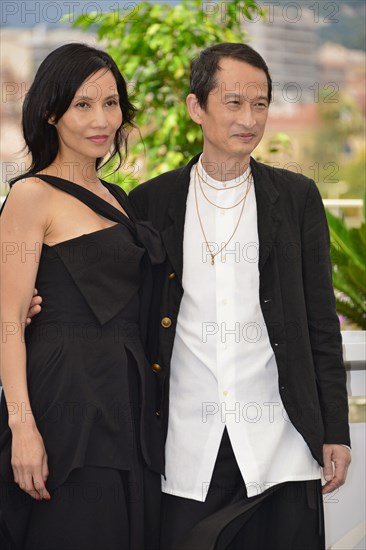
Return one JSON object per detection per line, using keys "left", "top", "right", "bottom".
{"left": 188, "top": 58, "right": 269, "bottom": 167}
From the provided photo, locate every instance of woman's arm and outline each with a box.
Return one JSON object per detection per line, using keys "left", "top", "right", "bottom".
{"left": 1, "top": 179, "right": 51, "bottom": 500}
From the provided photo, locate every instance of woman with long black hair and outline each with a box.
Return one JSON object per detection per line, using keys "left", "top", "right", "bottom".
{"left": 0, "top": 43, "right": 164, "bottom": 550}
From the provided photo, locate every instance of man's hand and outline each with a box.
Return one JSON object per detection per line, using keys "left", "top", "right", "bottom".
{"left": 26, "top": 288, "right": 42, "bottom": 325}
{"left": 322, "top": 444, "right": 351, "bottom": 494}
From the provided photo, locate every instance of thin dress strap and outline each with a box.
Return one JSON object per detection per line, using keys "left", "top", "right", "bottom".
{"left": 21, "top": 174, "right": 137, "bottom": 233}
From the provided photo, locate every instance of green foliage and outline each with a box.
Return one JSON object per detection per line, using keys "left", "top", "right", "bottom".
{"left": 326, "top": 200, "right": 366, "bottom": 329}
{"left": 71, "top": 0, "right": 263, "bottom": 187}
{"left": 252, "top": 132, "right": 292, "bottom": 165}
{"left": 314, "top": 92, "right": 364, "bottom": 163}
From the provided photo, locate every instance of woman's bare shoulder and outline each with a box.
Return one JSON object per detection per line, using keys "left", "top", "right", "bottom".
{"left": 10, "top": 175, "right": 53, "bottom": 193}
{"left": 2, "top": 177, "right": 54, "bottom": 226}
{"left": 5, "top": 176, "right": 55, "bottom": 207}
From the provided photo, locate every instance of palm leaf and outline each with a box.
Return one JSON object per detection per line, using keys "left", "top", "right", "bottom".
{"left": 326, "top": 197, "right": 366, "bottom": 328}
{"left": 326, "top": 210, "right": 364, "bottom": 271}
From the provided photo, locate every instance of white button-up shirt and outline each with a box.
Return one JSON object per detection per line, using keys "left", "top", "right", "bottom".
{"left": 162, "top": 158, "right": 321, "bottom": 501}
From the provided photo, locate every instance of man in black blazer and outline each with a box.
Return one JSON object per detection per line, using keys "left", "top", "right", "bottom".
{"left": 129, "top": 43, "right": 351, "bottom": 549}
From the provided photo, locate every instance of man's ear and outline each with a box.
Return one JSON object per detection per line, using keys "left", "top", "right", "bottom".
{"left": 186, "top": 93, "right": 203, "bottom": 125}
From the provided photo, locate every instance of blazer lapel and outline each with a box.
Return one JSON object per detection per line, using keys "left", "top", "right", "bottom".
{"left": 161, "top": 154, "right": 200, "bottom": 283}
{"left": 250, "top": 158, "right": 282, "bottom": 271}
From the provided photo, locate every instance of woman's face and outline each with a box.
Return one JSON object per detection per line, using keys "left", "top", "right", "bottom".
{"left": 53, "top": 69, "right": 123, "bottom": 166}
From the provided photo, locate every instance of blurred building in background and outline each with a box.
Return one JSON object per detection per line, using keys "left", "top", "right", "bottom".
{"left": 319, "top": 43, "right": 366, "bottom": 116}
{"left": 246, "top": 7, "right": 365, "bottom": 131}
{"left": 0, "top": 27, "right": 97, "bottom": 191}
{"left": 247, "top": 7, "right": 320, "bottom": 130}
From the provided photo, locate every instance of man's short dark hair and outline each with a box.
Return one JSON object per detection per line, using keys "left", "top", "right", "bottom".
{"left": 190, "top": 42, "right": 272, "bottom": 109}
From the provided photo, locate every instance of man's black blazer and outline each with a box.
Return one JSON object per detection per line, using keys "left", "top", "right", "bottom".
{"left": 129, "top": 154, "right": 350, "bottom": 466}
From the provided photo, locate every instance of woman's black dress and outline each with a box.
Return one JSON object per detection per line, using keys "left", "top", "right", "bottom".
{"left": 0, "top": 176, "right": 165, "bottom": 550}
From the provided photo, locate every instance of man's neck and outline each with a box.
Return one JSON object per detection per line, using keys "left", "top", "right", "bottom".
{"left": 200, "top": 153, "right": 251, "bottom": 182}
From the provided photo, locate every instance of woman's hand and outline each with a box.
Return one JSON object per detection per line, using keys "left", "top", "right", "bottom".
{"left": 11, "top": 424, "right": 51, "bottom": 500}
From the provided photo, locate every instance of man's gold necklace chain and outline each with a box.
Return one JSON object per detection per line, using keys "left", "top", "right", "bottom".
{"left": 196, "top": 164, "right": 252, "bottom": 191}
{"left": 196, "top": 164, "right": 252, "bottom": 210}
{"left": 194, "top": 164, "right": 252, "bottom": 266}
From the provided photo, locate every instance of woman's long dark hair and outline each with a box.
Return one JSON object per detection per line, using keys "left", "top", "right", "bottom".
{"left": 11, "top": 43, "right": 136, "bottom": 185}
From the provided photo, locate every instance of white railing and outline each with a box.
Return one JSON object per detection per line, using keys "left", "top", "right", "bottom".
{"left": 325, "top": 331, "right": 366, "bottom": 550}
{"left": 323, "top": 199, "right": 364, "bottom": 208}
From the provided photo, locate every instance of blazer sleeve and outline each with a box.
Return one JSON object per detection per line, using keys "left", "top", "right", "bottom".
{"left": 301, "top": 180, "right": 350, "bottom": 446}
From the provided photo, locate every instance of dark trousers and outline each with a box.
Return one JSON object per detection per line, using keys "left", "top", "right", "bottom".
{"left": 161, "top": 429, "right": 325, "bottom": 550}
